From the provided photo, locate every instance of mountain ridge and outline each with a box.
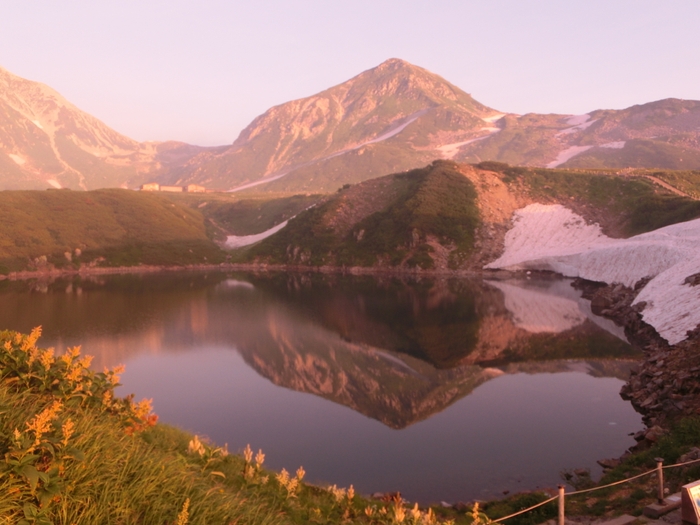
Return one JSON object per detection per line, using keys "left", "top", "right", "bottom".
{"left": 1, "top": 59, "right": 699, "bottom": 191}
{"left": 0, "top": 66, "right": 213, "bottom": 190}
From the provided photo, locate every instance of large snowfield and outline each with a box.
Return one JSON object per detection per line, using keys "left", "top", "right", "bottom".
{"left": 486, "top": 204, "right": 700, "bottom": 345}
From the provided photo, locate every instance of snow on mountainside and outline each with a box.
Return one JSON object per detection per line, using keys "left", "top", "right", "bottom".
{"left": 486, "top": 204, "right": 700, "bottom": 344}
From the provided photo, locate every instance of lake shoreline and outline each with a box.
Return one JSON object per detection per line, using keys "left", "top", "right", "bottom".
{"left": 6, "top": 261, "right": 692, "bottom": 434}
{"left": 1, "top": 262, "right": 521, "bottom": 281}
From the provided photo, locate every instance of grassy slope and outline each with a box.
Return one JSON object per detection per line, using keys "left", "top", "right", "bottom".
{"left": 0, "top": 189, "right": 225, "bottom": 274}
{"left": 477, "top": 162, "right": 700, "bottom": 237}
{"left": 241, "top": 161, "right": 700, "bottom": 271}
{"left": 246, "top": 161, "right": 480, "bottom": 269}
{"left": 649, "top": 169, "right": 700, "bottom": 199}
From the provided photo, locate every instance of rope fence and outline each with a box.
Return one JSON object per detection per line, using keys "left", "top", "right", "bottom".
{"left": 489, "top": 456, "right": 700, "bottom": 525}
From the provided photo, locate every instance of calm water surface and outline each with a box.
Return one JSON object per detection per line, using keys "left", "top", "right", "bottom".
{"left": 0, "top": 272, "right": 643, "bottom": 503}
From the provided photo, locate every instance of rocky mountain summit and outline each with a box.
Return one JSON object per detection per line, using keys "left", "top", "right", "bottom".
{"left": 2, "top": 60, "right": 698, "bottom": 191}
{"left": 167, "top": 58, "right": 501, "bottom": 192}
{"left": 169, "top": 59, "right": 700, "bottom": 192}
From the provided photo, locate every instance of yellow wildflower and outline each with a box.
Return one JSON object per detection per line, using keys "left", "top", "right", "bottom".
{"left": 243, "top": 444, "right": 253, "bottom": 464}
{"left": 255, "top": 449, "right": 265, "bottom": 468}
{"left": 176, "top": 498, "right": 190, "bottom": 525}
{"left": 61, "top": 418, "right": 75, "bottom": 446}
{"left": 26, "top": 400, "right": 62, "bottom": 448}
{"left": 39, "top": 348, "right": 55, "bottom": 369}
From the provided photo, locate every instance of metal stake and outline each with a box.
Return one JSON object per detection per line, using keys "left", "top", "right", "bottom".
{"left": 558, "top": 485, "right": 565, "bottom": 525}
{"left": 655, "top": 457, "right": 664, "bottom": 504}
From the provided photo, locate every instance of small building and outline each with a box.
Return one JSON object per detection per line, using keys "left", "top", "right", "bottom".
{"left": 140, "top": 182, "right": 160, "bottom": 191}
{"left": 159, "top": 185, "right": 184, "bottom": 193}
{"left": 185, "top": 184, "right": 206, "bottom": 193}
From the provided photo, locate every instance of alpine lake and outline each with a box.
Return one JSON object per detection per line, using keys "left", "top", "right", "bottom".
{"left": 0, "top": 270, "right": 643, "bottom": 504}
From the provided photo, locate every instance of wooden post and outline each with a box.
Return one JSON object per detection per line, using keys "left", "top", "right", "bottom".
{"left": 558, "top": 485, "right": 565, "bottom": 525}
{"left": 655, "top": 457, "right": 665, "bottom": 504}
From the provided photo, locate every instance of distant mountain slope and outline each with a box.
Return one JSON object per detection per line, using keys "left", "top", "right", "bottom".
{"left": 0, "top": 66, "right": 210, "bottom": 190}
{"left": 169, "top": 58, "right": 503, "bottom": 192}
{"left": 172, "top": 60, "right": 700, "bottom": 192}
{"left": 2, "top": 60, "right": 699, "bottom": 192}
{"left": 462, "top": 98, "right": 700, "bottom": 170}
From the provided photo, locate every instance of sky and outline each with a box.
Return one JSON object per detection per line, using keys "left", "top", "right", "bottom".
{"left": 1, "top": 1, "right": 699, "bottom": 146}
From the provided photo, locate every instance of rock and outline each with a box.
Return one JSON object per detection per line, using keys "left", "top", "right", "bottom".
{"left": 644, "top": 426, "right": 666, "bottom": 442}
{"left": 633, "top": 430, "right": 646, "bottom": 442}
{"left": 679, "top": 447, "right": 700, "bottom": 463}
{"left": 597, "top": 458, "right": 621, "bottom": 469}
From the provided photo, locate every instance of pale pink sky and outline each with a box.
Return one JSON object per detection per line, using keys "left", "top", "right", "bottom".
{"left": 1, "top": 1, "right": 698, "bottom": 146}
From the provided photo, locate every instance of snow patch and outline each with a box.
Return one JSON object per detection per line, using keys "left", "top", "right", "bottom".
{"left": 47, "top": 179, "right": 62, "bottom": 189}
{"left": 600, "top": 141, "right": 626, "bottom": 149}
{"left": 565, "top": 114, "right": 591, "bottom": 126}
{"left": 556, "top": 115, "right": 598, "bottom": 136}
{"left": 546, "top": 145, "right": 593, "bottom": 168}
{"left": 9, "top": 154, "right": 26, "bottom": 165}
{"left": 437, "top": 136, "right": 491, "bottom": 159}
{"left": 365, "top": 110, "right": 426, "bottom": 145}
{"left": 32, "top": 119, "right": 44, "bottom": 130}
{"left": 224, "top": 220, "right": 289, "bottom": 249}
{"left": 436, "top": 124, "right": 503, "bottom": 160}
{"left": 486, "top": 204, "right": 700, "bottom": 344}
{"left": 482, "top": 114, "right": 505, "bottom": 123}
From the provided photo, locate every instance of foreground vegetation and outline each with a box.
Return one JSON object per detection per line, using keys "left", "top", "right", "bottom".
{"left": 0, "top": 189, "right": 226, "bottom": 274}
{"left": 0, "top": 328, "right": 486, "bottom": 524}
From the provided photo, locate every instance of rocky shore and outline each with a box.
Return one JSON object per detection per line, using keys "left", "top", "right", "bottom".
{"left": 574, "top": 278, "right": 700, "bottom": 440}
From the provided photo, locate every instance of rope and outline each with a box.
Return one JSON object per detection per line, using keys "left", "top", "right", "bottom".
{"left": 565, "top": 469, "right": 656, "bottom": 496}
{"left": 663, "top": 456, "right": 700, "bottom": 469}
{"left": 491, "top": 454, "right": 700, "bottom": 521}
{"left": 491, "top": 495, "right": 559, "bottom": 523}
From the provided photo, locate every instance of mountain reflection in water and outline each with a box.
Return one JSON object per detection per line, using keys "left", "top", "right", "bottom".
{"left": 0, "top": 272, "right": 643, "bottom": 502}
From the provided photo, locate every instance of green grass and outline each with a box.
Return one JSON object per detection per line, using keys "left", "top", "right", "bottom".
{"left": 476, "top": 163, "right": 700, "bottom": 237}
{"left": 246, "top": 160, "right": 481, "bottom": 269}
{"left": 0, "top": 189, "right": 226, "bottom": 273}
{"left": 649, "top": 170, "right": 700, "bottom": 199}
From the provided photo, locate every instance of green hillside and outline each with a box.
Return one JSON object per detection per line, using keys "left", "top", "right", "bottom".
{"left": 478, "top": 162, "right": 700, "bottom": 236}
{"left": 244, "top": 160, "right": 480, "bottom": 269}
{"left": 237, "top": 161, "right": 700, "bottom": 272}
{"left": 0, "top": 189, "right": 225, "bottom": 274}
